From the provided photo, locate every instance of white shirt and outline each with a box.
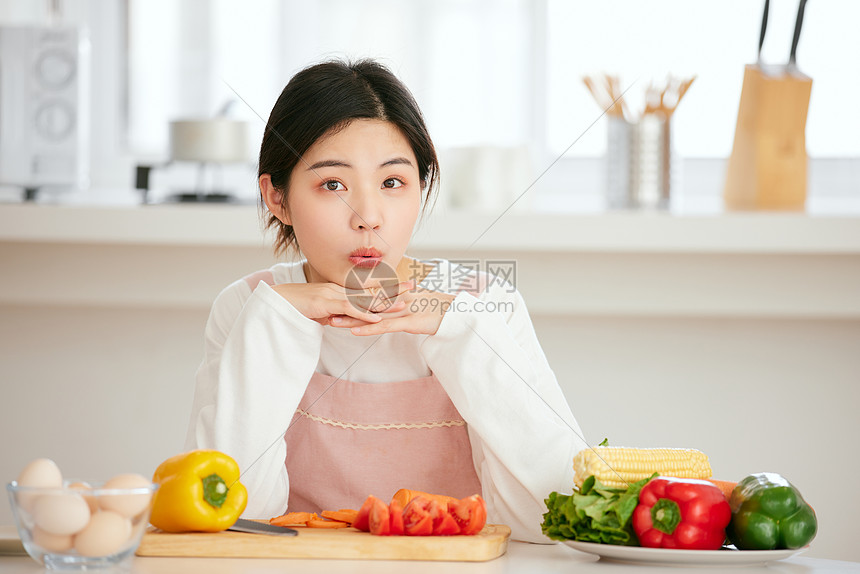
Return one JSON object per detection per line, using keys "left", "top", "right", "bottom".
{"left": 185, "top": 258, "right": 588, "bottom": 542}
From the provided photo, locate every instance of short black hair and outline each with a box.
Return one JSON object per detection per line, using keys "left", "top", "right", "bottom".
{"left": 258, "top": 59, "right": 440, "bottom": 256}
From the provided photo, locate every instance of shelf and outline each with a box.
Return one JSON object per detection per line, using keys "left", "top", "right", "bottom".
{"left": 1, "top": 202, "right": 859, "bottom": 254}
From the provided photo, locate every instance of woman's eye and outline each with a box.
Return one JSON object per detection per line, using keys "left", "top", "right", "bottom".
{"left": 324, "top": 180, "right": 345, "bottom": 192}
{"left": 383, "top": 178, "right": 404, "bottom": 189}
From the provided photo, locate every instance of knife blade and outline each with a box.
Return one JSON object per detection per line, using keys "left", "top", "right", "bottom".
{"left": 227, "top": 518, "right": 298, "bottom": 536}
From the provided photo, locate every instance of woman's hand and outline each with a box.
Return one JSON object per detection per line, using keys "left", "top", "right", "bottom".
{"left": 270, "top": 280, "right": 416, "bottom": 327}
{"left": 330, "top": 286, "right": 457, "bottom": 336}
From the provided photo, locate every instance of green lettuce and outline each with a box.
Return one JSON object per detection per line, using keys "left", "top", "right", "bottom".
{"left": 541, "top": 473, "right": 656, "bottom": 546}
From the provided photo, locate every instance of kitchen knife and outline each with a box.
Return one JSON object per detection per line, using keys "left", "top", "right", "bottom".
{"left": 789, "top": 0, "right": 809, "bottom": 66}
{"left": 227, "top": 518, "right": 298, "bottom": 536}
{"left": 757, "top": 0, "right": 769, "bottom": 63}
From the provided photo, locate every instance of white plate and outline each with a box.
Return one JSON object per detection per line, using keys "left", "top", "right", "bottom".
{"left": 564, "top": 540, "right": 805, "bottom": 567}
{"left": 0, "top": 525, "right": 25, "bottom": 556}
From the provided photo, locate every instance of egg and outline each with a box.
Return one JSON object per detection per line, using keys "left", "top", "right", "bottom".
{"left": 31, "top": 526, "right": 74, "bottom": 553}
{"left": 73, "top": 511, "right": 132, "bottom": 557}
{"left": 16, "top": 458, "right": 63, "bottom": 512}
{"left": 68, "top": 481, "right": 99, "bottom": 514}
{"left": 17, "top": 458, "right": 63, "bottom": 487}
{"left": 98, "top": 473, "right": 152, "bottom": 518}
{"left": 32, "top": 493, "right": 90, "bottom": 536}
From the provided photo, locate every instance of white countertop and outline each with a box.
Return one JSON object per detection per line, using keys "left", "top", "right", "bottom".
{"left": 1, "top": 201, "right": 860, "bottom": 254}
{"left": 2, "top": 541, "right": 860, "bottom": 573}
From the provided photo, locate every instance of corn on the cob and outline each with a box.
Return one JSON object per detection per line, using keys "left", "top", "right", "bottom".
{"left": 573, "top": 446, "right": 712, "bottom": 489}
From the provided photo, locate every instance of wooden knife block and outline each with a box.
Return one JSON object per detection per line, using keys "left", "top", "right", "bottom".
{"left": 724, "top": 64, "right": 812, "bottom": 211}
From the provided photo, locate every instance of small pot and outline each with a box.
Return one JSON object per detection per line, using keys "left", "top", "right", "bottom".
{"left": 169, "top": 119, "right": 249, "bottom": 163}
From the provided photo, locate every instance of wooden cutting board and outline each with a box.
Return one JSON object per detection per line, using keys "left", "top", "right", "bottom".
{"left": 136, "top": 523, "right": 511, "bottom": 562}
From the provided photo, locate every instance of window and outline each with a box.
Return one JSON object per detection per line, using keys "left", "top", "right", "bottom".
{"left": 545, "top": 0, "right": 860, "bottom": 158}
{"left": 127, "top": 0, "right": 858, "bottom": 203}
{"left": 128, "top": 0, "right": 535, "bottom": 155}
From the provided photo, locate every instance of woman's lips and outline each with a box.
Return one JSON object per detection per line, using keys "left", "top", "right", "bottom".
{"left": 349, "top": 256, "right": 382, "bottom": 268}
{"left": 349, "top": 247, "right": 383, "bottom": 268}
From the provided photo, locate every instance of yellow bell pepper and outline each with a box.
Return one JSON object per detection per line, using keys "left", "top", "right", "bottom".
{"left": 149, "top": 450, "right": 248, "bottom": 533}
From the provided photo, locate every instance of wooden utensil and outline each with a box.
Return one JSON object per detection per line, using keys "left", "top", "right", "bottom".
{"left": 723, "top": 0, "right": 812, "bottom": 210}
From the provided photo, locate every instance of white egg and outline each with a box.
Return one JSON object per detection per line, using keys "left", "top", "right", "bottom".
{"left": 31, "top": 526, "right": 73, "bottom": 553}
{"left": 98, "top": 473, "right": 152, "bottom": 518}
{"left": 17, "top": 458, "right": 63, "bottom": 487}
{"left": 73, "top": 511, "right": 132, "bottom": 557}
{"left": 68, "top": 481, "right": 99, "bottom": 514}
{"left": 33, "top": 493, "right": 91, "bottom": 536}
{"left": 16, "top": 458, "right": 63, "bottom": 512}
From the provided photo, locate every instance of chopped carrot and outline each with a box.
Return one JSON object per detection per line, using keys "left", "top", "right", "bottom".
{"left": 307, "top": 519, "right": 350, "bottom": 528}
{"left": 706, "top": 479, "right": 737, "bottom": 502}
{"left": 269, "top": 511, "right": 314, "bottom": 526}
{"left": 391, "top": 488, "right": 457, "bottom": 510}
{"left": 321, "top": 509, "right": 359, "bottom": 524}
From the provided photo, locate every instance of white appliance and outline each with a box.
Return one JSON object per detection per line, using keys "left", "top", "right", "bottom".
{"left": 0, "top": 25, "right": 89, "bottom": 198}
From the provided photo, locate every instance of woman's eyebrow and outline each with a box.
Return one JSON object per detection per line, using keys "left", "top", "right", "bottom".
{"left": 305, "top": 157, "right": 413, "bottom": 171}
{"left": 306, "top": 159, "right": 351, "bottom": 171}
{"left": 379, "top": 157, "right": 413, "bottom": 168}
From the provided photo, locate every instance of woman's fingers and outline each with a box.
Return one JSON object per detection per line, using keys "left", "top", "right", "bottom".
{"left": 348, "top": 280, "right": 416, "bottom": 313}
{"left": 338, "top": 299, "right": 383, "bottom": 323}
{"left": 329, "top": 301, "right": 408, "bottom": 328}
{"left": 350, "top": 315, "right": 430, "bottom": 337}
{"left": 341, "top": 279, "right": 416, "bottom": 296}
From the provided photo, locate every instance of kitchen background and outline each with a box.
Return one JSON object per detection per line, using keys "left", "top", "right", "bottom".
{"left": 1, "top": 0, "right": 858, "bottom": 562}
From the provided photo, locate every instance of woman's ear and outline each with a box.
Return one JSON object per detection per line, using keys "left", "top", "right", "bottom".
{"left": 259, "top": 174, "right": 291, "bottom": 226}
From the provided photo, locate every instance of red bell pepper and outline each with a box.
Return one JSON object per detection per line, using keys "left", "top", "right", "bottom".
{"left": 632, "top": 477, "right": 731, "bottom": 550}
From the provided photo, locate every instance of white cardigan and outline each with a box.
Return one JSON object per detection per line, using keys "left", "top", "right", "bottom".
{"left": 185, "top": 258, "right": 588, "bottom": 542}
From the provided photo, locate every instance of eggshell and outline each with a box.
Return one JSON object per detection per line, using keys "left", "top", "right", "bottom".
{"left": 98, "top": 473, "right": 152, "bottom": 518}
{"left": 32, "top": 493, "right": 90, "bottom": 536}
{"left": 73, "top": 511, "right": 132, "bottom": 557}
{"left": 16, "top": 458, "right": 63, "bottom": 512}
{"left": 68, "top": 481, "right": 99, "bottom": 514}
{"left": 31, "top": 526, "right": 73, "bottom": 553}
{"left": 17, "top": 458, "right": 63, "bottom": 487}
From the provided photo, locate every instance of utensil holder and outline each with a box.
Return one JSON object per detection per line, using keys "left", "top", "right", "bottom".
{"left": 723, "top": 64, "right": 812, "bottom": 211}
{"left": 607, "top": 115, "right": 674, "bottom": 209}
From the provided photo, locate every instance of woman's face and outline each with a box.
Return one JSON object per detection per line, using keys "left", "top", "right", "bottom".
{"left": 276, "top": 119, "right": 422, "bottom": 287}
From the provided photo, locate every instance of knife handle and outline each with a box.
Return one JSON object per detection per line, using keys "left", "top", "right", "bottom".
{"left": 758, "top": 0, "right": 770, "bottom": 62}
{"left": 789, "top": 0, "right": 809, "bottom": 65}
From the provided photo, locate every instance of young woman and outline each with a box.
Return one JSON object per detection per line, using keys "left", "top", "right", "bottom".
{"left": 185, "top": 59, "right": 587, "bottom": 542}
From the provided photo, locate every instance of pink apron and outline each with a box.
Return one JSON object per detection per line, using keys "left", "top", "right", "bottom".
{"left": 284, "top": 370, "right": 482, "bottom": 513}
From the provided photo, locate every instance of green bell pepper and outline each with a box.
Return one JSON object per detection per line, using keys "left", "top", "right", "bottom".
{"left": 726, "top": 472, "right": 817, "bottom": 550}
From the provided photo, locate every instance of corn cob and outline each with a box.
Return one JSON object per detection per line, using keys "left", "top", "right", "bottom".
{"left": 573, "top": 446, "right": 712, "bottom": 489}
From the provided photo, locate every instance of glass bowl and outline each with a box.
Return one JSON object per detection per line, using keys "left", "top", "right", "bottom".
{"left": 7, "top": 479, "right": 157, "bottom": 570}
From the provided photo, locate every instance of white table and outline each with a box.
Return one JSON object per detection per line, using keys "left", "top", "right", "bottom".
{"left": 2, "top": 541, "right": 859, "bottom": 574}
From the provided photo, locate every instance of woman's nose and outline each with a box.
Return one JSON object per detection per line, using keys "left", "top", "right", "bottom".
{"left": 349, "top": 190, "right": 382, "bottom": 231}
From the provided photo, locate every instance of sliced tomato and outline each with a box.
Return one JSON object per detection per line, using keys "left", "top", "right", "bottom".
{"left": 427, "top": 500, "right": 460, "bottom": 535}
{"left": 448, "top": 494, "right": 487, "bottom": 535}
{"left": 368, "top": 496, "right": 390, "bottom": 536}
{"left": 353, "top": 495, "right": 377, "bottom": 532}
{"left": 403, "top": 496, "right": 433, "bottom": 536}
{"left": 388, "top": 498, "right": 404, "bottom": 535}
